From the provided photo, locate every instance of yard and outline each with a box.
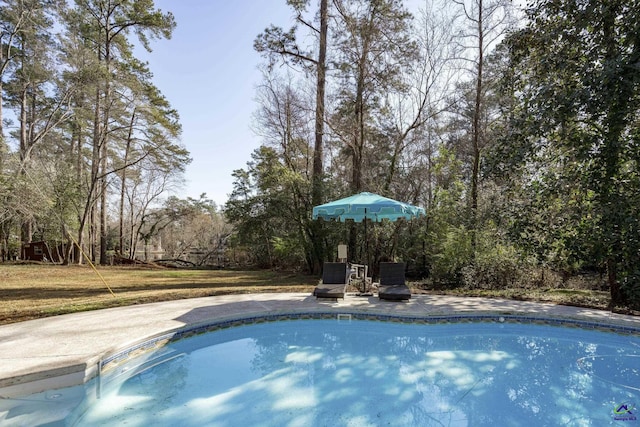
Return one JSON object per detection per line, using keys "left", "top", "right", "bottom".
{"left": 0, "top": 263, "right": 626, "bottom": 325}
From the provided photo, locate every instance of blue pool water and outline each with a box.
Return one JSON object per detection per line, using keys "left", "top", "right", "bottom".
{"left": 8, "top": 318, "right": 640, "bottom": 426}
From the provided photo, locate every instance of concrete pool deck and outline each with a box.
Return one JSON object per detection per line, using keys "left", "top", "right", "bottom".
{"left": 1, "top": 292, "right": 639, "bottom": 398}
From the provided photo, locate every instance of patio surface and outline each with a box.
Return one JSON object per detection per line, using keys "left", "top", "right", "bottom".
{"left": 1, "top": 292, "right": 639, "bottom": 399}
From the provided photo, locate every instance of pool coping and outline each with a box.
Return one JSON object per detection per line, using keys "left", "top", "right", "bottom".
{"left": 0, "top": 292, "right": 639, "bottom": 398}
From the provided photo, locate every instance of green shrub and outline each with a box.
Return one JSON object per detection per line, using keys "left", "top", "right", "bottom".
{"left": 430, "top": 226, "right": 472, "bottom": 285}
{"left": 621, "top": 271, "right": 640, "bottom": 310}
{"left": 462, "top": 241, "right": 526, "bottom": 289}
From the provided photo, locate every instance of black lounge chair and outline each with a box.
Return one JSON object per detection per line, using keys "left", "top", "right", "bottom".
{"left": 378, "top": 262, "right": 411, "bottom": 301}
{"left": 314, "top": 262, "right": 349, "bottom": 299}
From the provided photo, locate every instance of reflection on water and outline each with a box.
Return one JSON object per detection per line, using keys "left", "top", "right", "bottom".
{"left": 7, "top": 320, "right": 640, "bottom": 426}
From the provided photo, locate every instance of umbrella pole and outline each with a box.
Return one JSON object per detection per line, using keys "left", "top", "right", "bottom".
{"left": 364, "top": 208, "right": 369, "bottom": 293}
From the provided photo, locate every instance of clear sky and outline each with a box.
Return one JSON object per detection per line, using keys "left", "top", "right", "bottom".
{"left": 139, "top": 1, "right": 452, "bottom": 208}
{"left": 137, "top": 1, "right": 295, "bottom": 207}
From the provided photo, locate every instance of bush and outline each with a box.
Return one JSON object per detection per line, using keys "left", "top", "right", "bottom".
{"left": 271, "top": 236, "right": 305, "bottom": 269}
{"left": 429, "top": 226, "right": 472, "bottom": 285}
{"left": 462, "top": 237, "right": 529, "bottom": 290}
{"left": 621, "top": 271, "right": 640, "bottom": 311}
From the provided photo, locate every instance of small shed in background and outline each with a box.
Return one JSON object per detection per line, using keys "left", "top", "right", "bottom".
{"left": 21, "top": 241, "right": 55, "bottom": 262}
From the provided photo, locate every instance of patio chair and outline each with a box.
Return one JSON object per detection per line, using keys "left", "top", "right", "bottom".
{"left": 378, "top": 262, "right": 411, "bottom": 301}
{"left": 314, "top": 262, "right": 350, "bottom": 299}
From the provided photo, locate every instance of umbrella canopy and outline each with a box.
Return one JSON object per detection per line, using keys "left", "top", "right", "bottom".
{"left": 312, "top": 192, "right": 425, "bottom": 222}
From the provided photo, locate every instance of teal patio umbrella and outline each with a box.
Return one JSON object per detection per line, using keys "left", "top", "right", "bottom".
{"left": 312, "top": 192, "right": 425, "bottom": 223}
{"left": 312, "top": 192, "right": 425, "bottom": 291}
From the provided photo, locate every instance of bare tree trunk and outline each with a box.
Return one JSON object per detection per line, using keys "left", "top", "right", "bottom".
{"left": 350, "top": 4, "right": 377, "bottom": 194}
{"left": 119, "top": 110, "right": 136, "bottom": 257}
{"left": 348, "top": 57, "right": 368, "bottom": 263}
{"left": 77, "top": 83, "right": 103, "bottom": 264}
{"left": 352, "top": 48, "right": 368, "bottom": 194}
{"left": 18, "top": 66, "right": 32, "bottom": 246}
{"left": 100, "top": 153, "right": 108, "bottom": 263}
{"left": 0, "top": 80, "right": 4, "bottom": 171}
{"left": 470, "top": 0, "right": 484, "bottom": 259}
{"left": 90, "top": 202, "right": 96, "bottom": 262}
{"left": 129, "top": 202, "right": 136, "bottom": 259}
{"left": 312, "top": 0, "right": 328, "bottom": 205}
{"left": 310, "top": 0, "right": 329, "bottom": 274}
{"left": 99, "top": 23, "right": 113, "bottom": 265}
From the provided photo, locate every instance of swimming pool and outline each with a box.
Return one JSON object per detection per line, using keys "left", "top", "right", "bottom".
{"left": 4, "top": 315, "right": 640, "bottom": 426}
